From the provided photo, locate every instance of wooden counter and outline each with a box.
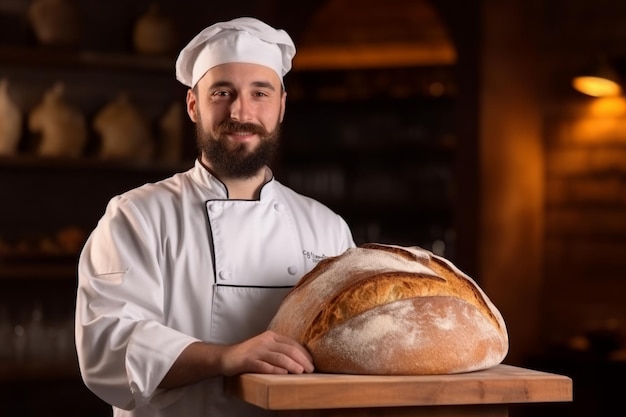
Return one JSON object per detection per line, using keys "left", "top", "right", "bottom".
{"left": 225, "top": 364, "right": 572, "bottom": 416}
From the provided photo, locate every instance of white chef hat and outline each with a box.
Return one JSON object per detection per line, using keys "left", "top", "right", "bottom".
{"left": 175, "top": 17, "right": 296, "bottom": 88}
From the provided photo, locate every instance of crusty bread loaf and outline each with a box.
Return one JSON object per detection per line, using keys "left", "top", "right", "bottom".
{"left": 268, "top": 243, "right": 509, "bottom": 375}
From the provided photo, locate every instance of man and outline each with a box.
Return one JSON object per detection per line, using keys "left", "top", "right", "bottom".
{"left": 75, "top": 17, "right": 355, "bottom": 417}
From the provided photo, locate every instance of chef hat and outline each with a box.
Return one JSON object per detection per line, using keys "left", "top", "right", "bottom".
{"left": 175, "top": 17, "right": 296, "bottom": 88}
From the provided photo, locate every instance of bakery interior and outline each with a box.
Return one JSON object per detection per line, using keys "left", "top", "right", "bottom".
{"left": 0, "top": 0, "right": 625, "bottom": 415}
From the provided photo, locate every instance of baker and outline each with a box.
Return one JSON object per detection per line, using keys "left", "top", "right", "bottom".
{"left": 75, "top": 17, "right": 355, "bottom": 417}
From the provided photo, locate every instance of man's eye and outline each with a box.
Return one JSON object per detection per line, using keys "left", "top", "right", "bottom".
{"left": 212, "top": 91, "right": 230, "bottom": 97}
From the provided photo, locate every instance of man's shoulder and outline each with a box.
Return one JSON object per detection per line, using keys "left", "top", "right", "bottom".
{"left": 125, "top": 171, "right": 187, "bottom": 195}
{"left": 113, "top": 170, "right": 194, "bottom": 211}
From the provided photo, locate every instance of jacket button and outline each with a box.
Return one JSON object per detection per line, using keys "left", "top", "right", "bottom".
{"left": 208, "top": 204, "right": 222, "bottom": 214}
{"left": 218, "top": 270, "right": 230, "bottom": 280}
{"left": 287, "top": 265, "right": 298, "bottom": 275}
{"left": 273, "top": 203, "right": 285, "bottom": 212}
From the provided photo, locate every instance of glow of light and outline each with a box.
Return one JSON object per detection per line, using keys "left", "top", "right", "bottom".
{"left": 572, "top": 75, "right": 622, "bottom": 98}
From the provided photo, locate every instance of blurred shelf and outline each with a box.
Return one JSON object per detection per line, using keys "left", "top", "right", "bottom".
{"left": 0, "top": 358, "right": 80, "bottom": 381}
{"left": 0, "top": 45, "right": 174, "bottom": 73}
{"left": 282, "top": 140, "right": 456, "bottom": 162}
{"left": 0, "top": 155, "right": 193, "bottom": 174}
{"left": 293, "top": 42, "right": 456, "bottom": 71}
{"left": 0, "top": 262, "right": 77, "bottom": 280}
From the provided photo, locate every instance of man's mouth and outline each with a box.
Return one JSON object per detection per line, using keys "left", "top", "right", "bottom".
{"left": 227, "top": 131, "right": 256, "bottom": 141}
{"left": 218, "top": 120, "right": 267, "bottom": 138}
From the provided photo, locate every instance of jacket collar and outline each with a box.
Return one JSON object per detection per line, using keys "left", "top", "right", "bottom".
{"left": 190, "top": 158, "right": 276, "bottom": 200}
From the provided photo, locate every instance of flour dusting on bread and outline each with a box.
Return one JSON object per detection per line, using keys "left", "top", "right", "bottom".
{"left": 268, "top": 244, "right": 509, "bottom": 375}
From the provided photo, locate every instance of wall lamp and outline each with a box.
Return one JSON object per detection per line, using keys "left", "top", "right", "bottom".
{"left": 572, "top": 55, "right": 622, "bottom": 97}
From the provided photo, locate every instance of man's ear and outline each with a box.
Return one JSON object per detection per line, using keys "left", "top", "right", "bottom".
{"left": 279, "top": 91, "right": 287, "bottom": 122}
{"left": 186, "top": 89, "right": 198, "bottom": 122}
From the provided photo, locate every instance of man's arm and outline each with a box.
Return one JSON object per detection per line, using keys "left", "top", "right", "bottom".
{"left": 159, "top": 330, "right": 314, "bottom": 388}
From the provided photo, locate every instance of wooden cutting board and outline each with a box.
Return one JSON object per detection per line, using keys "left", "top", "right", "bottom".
{"left": 225, "top": 364, "right": 572, "bottom": 411}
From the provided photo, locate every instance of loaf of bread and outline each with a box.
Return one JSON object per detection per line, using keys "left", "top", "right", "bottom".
{"left": 268, "top": 243, "right": 508, "bottom": 375}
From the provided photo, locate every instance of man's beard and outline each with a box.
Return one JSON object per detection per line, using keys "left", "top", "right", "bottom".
{"left": 195, "top": 118, "right": 280, "bottom": 179}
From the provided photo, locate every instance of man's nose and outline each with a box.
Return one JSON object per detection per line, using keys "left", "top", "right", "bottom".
{"left": 230, "top": 95, "right": 252, "bottom": 121}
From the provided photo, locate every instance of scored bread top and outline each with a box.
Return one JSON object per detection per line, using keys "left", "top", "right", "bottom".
{"left": 268, "top": 243, "right": 507, "bottom": 349}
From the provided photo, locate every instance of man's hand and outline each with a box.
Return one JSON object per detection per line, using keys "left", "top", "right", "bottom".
{"left": 220, "top": 330, "right": 314, "bottom": 376}
{"left": 160, "top": 331, "right": 314, "bottom": 389}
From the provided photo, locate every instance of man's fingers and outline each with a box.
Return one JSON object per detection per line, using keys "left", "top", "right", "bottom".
{"left": 248, "top": 359, "right": 290, "bottom": 375}
{"left": 269, "top": 334, "right": 314, "bottom": 373}
{"left": 223, "top": 331, "right": 315, "bottom": 375}
{"left": 268, "top": 351, "right": 309, "bottom": 374}
{"left": 272, "top": 334, "right": 313, "bottom": 363}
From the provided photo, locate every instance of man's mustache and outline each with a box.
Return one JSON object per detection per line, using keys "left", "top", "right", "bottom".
{"left": 216, "top": 120, "right": 268, "bottom": 136}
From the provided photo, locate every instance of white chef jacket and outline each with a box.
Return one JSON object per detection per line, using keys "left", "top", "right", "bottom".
{"left": 75, "top": 159, "right": 355, "bottom": 417}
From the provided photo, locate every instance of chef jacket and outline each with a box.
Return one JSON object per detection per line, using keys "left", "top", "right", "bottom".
{"left": 75, "top": 159, "right": 355, "bottom": 417}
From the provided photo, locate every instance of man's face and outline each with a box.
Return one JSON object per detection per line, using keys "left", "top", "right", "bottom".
{"left": 186, "top": 62, "right": 286, "bottom": 179}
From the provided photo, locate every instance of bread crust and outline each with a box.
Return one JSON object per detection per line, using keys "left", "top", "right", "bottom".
{"left": 268, "top": 243, "right": 509, "bottom": 375}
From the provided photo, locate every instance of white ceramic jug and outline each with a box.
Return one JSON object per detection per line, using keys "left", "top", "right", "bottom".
{"left": 28, "top": 82, "right": 87, "bottom": 158}
{"left": 93, "top": 93, "right": 154, "bottom": 161}
{"left": 132, "top": 3, "right": 178, "bottom": 55}
{"left": 28, "top": 0, "right": 81, "bottom": 46}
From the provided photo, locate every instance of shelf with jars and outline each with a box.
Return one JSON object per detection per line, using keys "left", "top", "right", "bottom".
{"left": 0, "top": 1, "right": 194, "bottom": 282}
{"left": 0, "top": 291, "right": 110, "bottom": 415}
{"left": 0, "top": 0, "right": 190, "bottom": 164}
{"left": 0, "top": 272, "right": 79, "bottom": 381}
{"left": 0, "top": 5, "right": 192, "bottom": 401}
{"left": 0, "top": 300, "right": 78, "bottom": 382}
{"left": 0, "top": 69, "right": 189, "bottom": 163}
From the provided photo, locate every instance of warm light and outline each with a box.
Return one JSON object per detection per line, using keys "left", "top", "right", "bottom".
{"left": 572, "top": 75, "right": 622, "bottom": 97}
{"left": 572, "top": 56, "right": 623, "bottom": 97}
